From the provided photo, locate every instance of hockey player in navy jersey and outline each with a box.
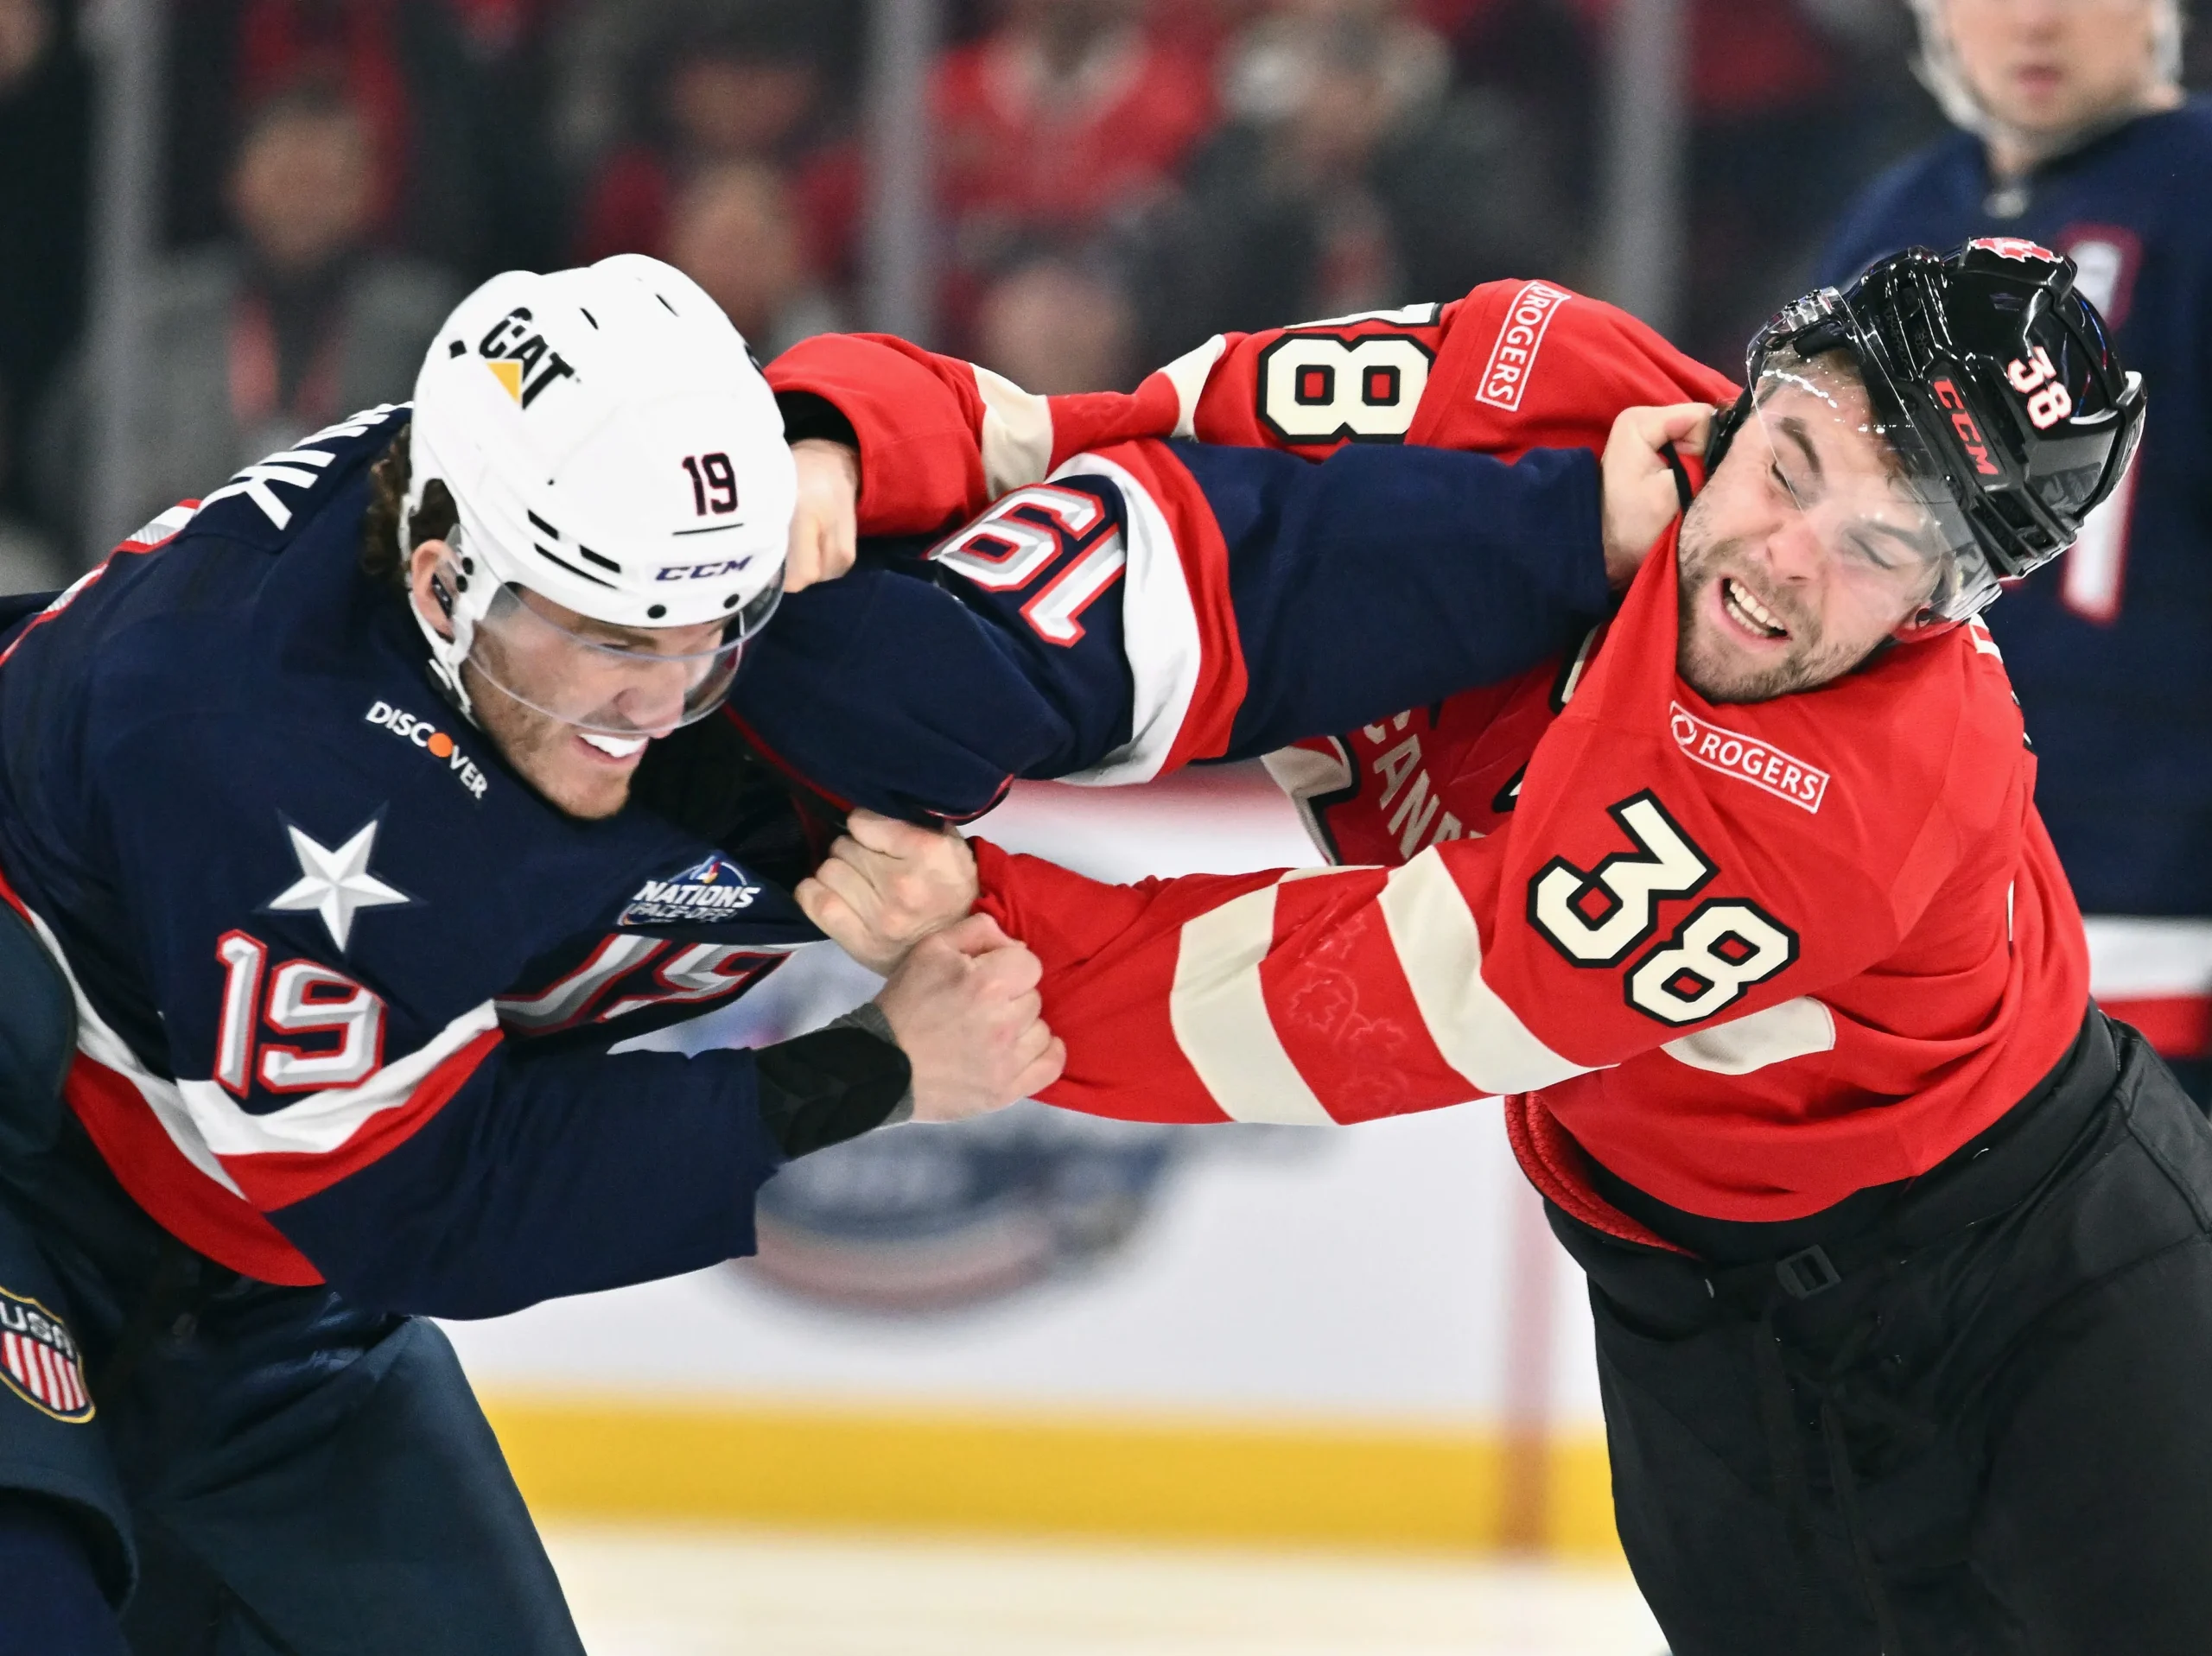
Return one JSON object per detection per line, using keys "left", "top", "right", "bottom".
{"left": 1819, "top": 0, "right": 2212, "bottom": 1101}
{"left": 0, "top": 256, "right": 1074, "bottom": 1654}
{"left": 0, "top": 244, "right": 1636, "bottom": 1652}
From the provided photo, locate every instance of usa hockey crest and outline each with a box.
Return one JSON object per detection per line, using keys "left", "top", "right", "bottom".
{"left": 0, "top": 1289, "right": 92, "bottom": 1422}
{"left": 619, "top": 853, "right": 762, "bottom": 928}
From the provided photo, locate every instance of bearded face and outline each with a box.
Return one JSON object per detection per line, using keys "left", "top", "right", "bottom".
{"left": 1675, "top": 375, "right": 1948, "bottom": 705}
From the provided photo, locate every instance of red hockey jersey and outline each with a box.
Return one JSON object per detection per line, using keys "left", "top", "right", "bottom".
{"left": 974, "top": 533, "right": 2089, "bottom": 1224}
{"left": 769, "top": 283, "right": 2090, "bottom": 1226}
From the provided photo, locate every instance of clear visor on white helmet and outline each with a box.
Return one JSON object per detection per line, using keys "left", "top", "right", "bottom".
{"left": 432, "top": 529, "right": 781, "bottom": 739}
{"left": 1745, "top": 345, "right": 1998, "bottom": 624}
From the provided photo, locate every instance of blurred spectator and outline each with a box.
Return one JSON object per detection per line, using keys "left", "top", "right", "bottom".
{"left": 1430, "top": 0, "right": 1604, "bottom": 230}
{"left": 1817, "top": 0, "right": 2212, "bottom": 1102}
{"left": 933, "top": 0, "right": 1215, "bottom": 336}
{"left": 573, "top": 2, "right": 847, "bottom": 271}
{"left": 666, "top": 159, "right": 844, "bottom": 357}
{"left": 164, "top": 0, "right": 558, "bottom": 281}
{"left": 1147, "top": 0, "right": 1569, "bottom": 352}
{"left": 1147, "top": 0, "right": 1275, "bottom": 60}
{"left": 0, "top": 0, "right": 88, "bottom": 522}
{"left": 550, "top": 0, "right": 864, "bottom": 184}
{"left": 442, "top": 0, "right": 561, "bottom": 64}
{"left": 974, "top": 253, "right": 1139, "bottom": 392}
{"left": 35, "top": 76, "right": 457, "bottom": 550}
{"left": 0, "top": 384, "right": 67, "bottom": 596}
{"left": 1679, "top": 0, "right": 1894, "bottom": 366}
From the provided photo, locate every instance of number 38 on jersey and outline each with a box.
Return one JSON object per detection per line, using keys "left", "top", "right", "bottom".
{"left": 1526, "top": 792, "right": 1800, "bottom": 1025}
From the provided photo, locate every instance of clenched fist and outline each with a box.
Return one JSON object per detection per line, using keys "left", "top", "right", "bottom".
{"left": 797, "top": 809, "right": 980, "bottom": 976}
{"left": 1600, "top": 403, "right": 1715, "bottom": 590}
{"left": 783, "top": 438, "right": 861, "bottom": 592}
{"left": 874, "top": 913, "right": 1065, "bottom": 1120}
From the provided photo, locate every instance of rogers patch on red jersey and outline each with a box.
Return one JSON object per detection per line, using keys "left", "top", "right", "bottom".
{"left": 1475, "top": 281, "right": 1573, "bottom": 411}
{"left": 0, "top": 1289, "right": 92, "bottom": 1422}
{"left": 1669, "top": 702, "right": 1829, "bottom": 813}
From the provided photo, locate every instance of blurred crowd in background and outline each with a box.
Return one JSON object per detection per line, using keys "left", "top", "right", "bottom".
{"left": 0, "top": 0, "right": 2203, "bottom": 586}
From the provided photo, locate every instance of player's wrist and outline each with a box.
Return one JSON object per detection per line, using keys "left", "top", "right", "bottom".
{"left": 753, "top": 1010, "right": 912, "bottom": 1158}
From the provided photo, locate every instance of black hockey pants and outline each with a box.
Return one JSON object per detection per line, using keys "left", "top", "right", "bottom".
{"left": 1551, "top": 1010, "right": 2212, "bottom": 1656}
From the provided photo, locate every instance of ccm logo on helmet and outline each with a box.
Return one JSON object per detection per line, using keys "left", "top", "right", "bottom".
{"left": 475, "top": 307, "right": 576, "bottom": 409}
{"left": 1930, "top": 378, "right": 2000, "bottom": 477}
{"left": 365, "top": 700, "right": 489, "bottom": 799}
{"left": 656, "top": 558, "right": 753, "bottom": 581}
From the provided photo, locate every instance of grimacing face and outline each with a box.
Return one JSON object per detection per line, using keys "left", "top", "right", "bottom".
{"left": 408, "top": 541, "right": 725, "bottom": 821}
{"left": 1675, "top": 375, "right": 1948, "bottom": 705}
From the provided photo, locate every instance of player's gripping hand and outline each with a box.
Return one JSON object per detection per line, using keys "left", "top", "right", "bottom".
{"left": 874, "top": 914, "right": 1065, "bottom": 1120}
{"left": 784, "top": 438, "right": 861, "bottom": 592}
{"left": 1600, "top": 403, "right": 1715, "bottom": 590}
{"left": 797, "top": 809, "right": 980, "bottom": 976}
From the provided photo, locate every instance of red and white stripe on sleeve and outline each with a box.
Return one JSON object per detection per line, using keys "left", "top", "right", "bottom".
{"left": 976, "top": 838, "right": 1591, "bottom": 1127}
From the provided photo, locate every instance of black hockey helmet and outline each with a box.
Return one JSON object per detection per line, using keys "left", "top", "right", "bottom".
{"left": 1707, "top": 239, "right": 2145, "bottom": 623}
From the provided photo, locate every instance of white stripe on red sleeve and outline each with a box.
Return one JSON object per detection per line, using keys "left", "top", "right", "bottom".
{"left": 1149, "top": 335, "right": 1229, "bottom": 441}
{"left": 1375, "top": 847, "right": 1592, "bottom": 1096}
{"left": 1169, "top": 881, "right": 1337, "bottom": 1125}
{"left": 972, "top": 365, "right": 1055, "bottom": 498}
{"left": 1662, "top": 997, "right": 1837, "bottom": 1075}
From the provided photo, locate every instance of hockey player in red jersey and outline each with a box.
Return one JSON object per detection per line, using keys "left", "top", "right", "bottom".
{"left": 786, "top": 246, "right": 2212, "bottom": 1653}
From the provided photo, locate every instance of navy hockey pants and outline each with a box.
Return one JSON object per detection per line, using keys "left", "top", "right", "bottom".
{"left": 1556, "top": 1011, "right": 2212, "bottom": 1655}
{"left": 0, "top": 1115, "right": 583, "bottom": 1654}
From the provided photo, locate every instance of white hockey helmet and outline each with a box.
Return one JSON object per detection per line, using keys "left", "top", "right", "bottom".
{"left": 404, "top": 254, "right": 796, "bottom": 736}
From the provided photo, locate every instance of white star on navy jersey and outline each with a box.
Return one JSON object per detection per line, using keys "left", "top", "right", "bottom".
{"left": 266, "top": 819, "right": 410, "bottom": 951}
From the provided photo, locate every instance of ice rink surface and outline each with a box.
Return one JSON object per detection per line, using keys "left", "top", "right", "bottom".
{"left": 543, "top": 1525, "right": 1668, "bottom": 1656}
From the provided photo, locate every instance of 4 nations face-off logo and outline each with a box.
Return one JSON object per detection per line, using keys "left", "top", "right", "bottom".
{"left": 0, "top": 1288, "right": 92, "bottom": 1422}
{"left": 618, "top": 853, "right": 763, "bottom": 928}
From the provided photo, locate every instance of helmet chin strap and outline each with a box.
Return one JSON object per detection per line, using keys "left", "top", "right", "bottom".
{"left": 1702, "top": 390, "right": 1754, "bottom": 475}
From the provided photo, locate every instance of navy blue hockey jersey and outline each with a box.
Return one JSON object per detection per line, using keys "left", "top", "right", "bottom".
{"left": 734, "top": 436, "right": 1607, "bottom": 824}
{"left": 0, "top": 402, "right": 1612, "bottom": 1312}
{"left": 0, "top": 406, "right": 822, "bottom": 1317}
{"left": 1821, "top": 99, "right": 2212, "bottom": 1060}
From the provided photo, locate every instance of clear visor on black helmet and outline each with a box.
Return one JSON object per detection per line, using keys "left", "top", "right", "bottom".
{"left": 1745, "top": 343, "right": 2001, "bottom": 624}
{"left": 439, "top": 543, "right": 782, "bottom": 741}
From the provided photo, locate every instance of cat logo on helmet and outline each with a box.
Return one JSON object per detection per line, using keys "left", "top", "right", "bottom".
{"left": 475, "top": 306, "right": 577, "bottom": 409}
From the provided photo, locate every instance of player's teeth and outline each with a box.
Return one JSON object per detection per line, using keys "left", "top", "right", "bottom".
{"left": 1726, "top": 578, "right": 1787, "bottom": 638}
{"left": 581, "top": 733, "right": 647, "bottom": 758}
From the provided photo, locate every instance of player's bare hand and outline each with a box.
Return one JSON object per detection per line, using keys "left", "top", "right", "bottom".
{"left": 1600, "top": 403, "right": 1714, "bottom": 591}
{"left": 784, "top": 438, "right": 860, "bottom": 593}
{"left": 796, "top": 809, "right": 981, "bottom": 976}
{"left": 874, "top": 913, "right": 1065, "bottom": 1121}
